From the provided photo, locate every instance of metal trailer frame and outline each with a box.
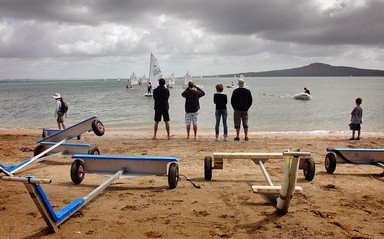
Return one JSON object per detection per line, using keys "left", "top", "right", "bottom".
{"left": 34, "top": 116, "right": 105, "bottom": 158}
{"left": 325, "top": 148, "right": 384, "bottom": 174}
{"left": 1, "top": 154, "right": 180, "bottom": 232}
{"left": 2, "top": 173, "right": 123, "bottom": 232}
{"left": 0, "top": 116, "right": 105, "bottom": 176}
{"left": 70, "top": 154, "right": 180, "bottom": 189}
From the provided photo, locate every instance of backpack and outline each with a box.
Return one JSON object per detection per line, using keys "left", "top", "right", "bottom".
{"left": 60, "top": 100, "right": 69, "bottom": 113}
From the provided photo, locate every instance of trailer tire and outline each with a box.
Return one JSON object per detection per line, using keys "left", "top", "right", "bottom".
{"left": 88, "top": 146, "right": 100, "bottom": 155}
{"left": 303, "top": 157, "right": 315, "bottom": 181}
{"left": 71, "top": 159, "right": 85, "bottom": 184}
{"left": 204, "top": 156, "right": 213, "bottom": 180}
{"left": 34, "top": 145, "right": 46, "bottom": 157}
{"left": 92, "top": 119, "right": 105, "bottom": 136}
{"left": 168, "top": 163, "right": 179, "bottom": 189}
{"left": 325, "top": 153, "right": 336, "bottom": 174}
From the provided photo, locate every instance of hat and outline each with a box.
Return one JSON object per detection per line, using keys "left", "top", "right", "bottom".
{"left": 238, "top": 79, "right": 245, "bottom": 87}
{"left": 53, "top": 93, "right": 61, "bottom": 99}
{"left": 188, "top": 81, "right": 194, "bottom": 88}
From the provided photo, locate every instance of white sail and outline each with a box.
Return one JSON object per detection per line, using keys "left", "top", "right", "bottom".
{"left": 183, "top": 71, "right": 192, "bottom": 88}
{"left": 140, "top": 74, "right": 147, "bottom": 85}
{"left": 148, "top": 53, "right": 162, "bottom": 89}
{"left": 168, "top": 73, "right": 176, "bottom": 88}
{"left": 129, "top": 72, "right": 139, "bottom": 85}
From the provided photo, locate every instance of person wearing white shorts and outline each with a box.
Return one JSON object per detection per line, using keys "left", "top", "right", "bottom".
{"left": 182, "top": 81, "right": 205, "bottom": 139}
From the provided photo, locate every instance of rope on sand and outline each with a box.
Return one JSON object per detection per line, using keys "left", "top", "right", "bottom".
{"left": 179, "top": 174, "right": 201, "bottom": 189}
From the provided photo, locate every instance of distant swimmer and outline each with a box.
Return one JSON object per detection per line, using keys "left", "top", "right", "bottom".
{"left": 304, "top": 87, "right": 311, "bottom": 95}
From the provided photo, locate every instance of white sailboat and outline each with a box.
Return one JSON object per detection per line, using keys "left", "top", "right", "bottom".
{"left": 227, "top": 74, "right": 244, "bottom": 88}
{"left": 167, "top": 73, "right": 176, "bottom": 88}
{"left": 126, "top": 72, "right": 138, "bottom": 89}
{"left": 183, "top": 71, "right": 192, "bottom": 89}
{"left": 139, "top": 74, "right": 147, "bottom": 85}
{"left": 147, "top": 53, "right": 163, "bottom": 96}
{"left": 226, "top": 81, "right": 236, "bottom": 88}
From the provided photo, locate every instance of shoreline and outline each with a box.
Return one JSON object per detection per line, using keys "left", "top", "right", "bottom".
{"left": 1, "top": 127, "right": 384, "bottom": 137}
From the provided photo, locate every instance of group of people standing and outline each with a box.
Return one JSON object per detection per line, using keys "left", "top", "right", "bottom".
{"left": 53, "top": 79, "right": 362, "bottom": 141}
{"left": 152, "top": 78, "right": 253, "bottom": 141}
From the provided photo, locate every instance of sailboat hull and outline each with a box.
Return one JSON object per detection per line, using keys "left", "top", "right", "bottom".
{"left": 294, "top": 93, "right": 312, "bottom": 100}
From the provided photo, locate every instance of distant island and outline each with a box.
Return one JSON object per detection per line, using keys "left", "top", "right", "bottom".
{"left": 220, "top": 63, "right": 384, "bottom": 77}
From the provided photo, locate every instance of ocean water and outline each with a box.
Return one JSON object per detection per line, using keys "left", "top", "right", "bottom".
{"left": 0, "top": 77, "right": 383, "bottom": 136}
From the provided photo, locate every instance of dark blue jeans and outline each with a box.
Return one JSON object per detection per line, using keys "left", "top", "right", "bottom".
{"left": 215, "top": 109, "right": 228, "bottom": 137}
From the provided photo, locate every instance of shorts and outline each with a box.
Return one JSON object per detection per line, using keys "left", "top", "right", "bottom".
{"left": 57, "top": 112, "right": 64, "bottom": 123}
{"left": 234, "top": 110, "right": 248, "bottom": 129}
{"left": 349, "top": 123, "right": 361, "bottom": 131}
{"left": 185, "top": 112, "right": 199, "bottom": 125}
{"left": 154, "top": 110, "right": 170, "bottom": 122}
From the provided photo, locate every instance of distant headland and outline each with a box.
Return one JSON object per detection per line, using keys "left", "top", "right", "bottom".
{"left": 221, "top": 63, "right": 384, "bottom": 77}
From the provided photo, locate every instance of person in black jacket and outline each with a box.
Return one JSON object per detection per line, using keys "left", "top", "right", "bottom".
{"left": 181, "top": 81, "right": 205, "bottom": 139}
{"left": 213, "top": 84, "right": 228, "bottom": 141}
{"left": 231, "top": 79, "right": 252, "bottom": 141}
{"left": 153, "top": 78, "right": 171, "bottom": 139}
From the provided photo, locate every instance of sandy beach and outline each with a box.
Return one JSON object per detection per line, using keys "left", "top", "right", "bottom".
{"left": 0, "top": 129, "right": 383, "bottom": 239}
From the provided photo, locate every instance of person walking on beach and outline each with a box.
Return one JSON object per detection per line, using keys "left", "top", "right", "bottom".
{"left": 213, "top": 84, "right": 228, "bottom": 141}
{"left": 231, "top": 79, "right": 252, "bottom": 141}
{"left": 152, "top": 78, "right": 171, "bottom": 140}
{"left": 182, "top": 81, "right": 205, "bottom": 139}
{"left": 349, "top": 97, "right": 363, "bottom": 140}
{"left": 53, "top": 93, "right": 66, "bottom": 129}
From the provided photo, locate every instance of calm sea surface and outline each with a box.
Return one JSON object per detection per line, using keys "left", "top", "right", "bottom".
{"left": 0, "top": 77, "right": 383, "bottom": 136}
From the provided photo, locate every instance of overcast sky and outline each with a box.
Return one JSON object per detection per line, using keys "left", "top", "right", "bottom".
{"left": 1, "top": 0, "right": 383, "bottom": 79}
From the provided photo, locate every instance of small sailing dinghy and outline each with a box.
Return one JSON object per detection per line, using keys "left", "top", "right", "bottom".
{"left": 146, "top": 53, "right": 163, "bottom": 96}
{"left": 183, "top": 71, "right": 192, "bottom": 89}
{"left": 126, "top": 72, "right": 138, "bottom": 89}
{"left": 167, "top": 73, "right": 176, "bottom": 88}
{"left": 227, "top": 74, "right": 245, "bottom": 88}
{"left": 226, "top": 82, "right": 236, "bottom": 88}
{"left": 294, "top": 93, "right": 312, "bottom": 100}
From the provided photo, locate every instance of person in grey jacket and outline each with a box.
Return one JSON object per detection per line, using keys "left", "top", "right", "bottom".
{"left": 181, "top": 81, "right": 205, "bottom": 139}
{"left": 349, "top": 97, "right": 363, "bottom": 140}
{"left": 231, "top": 79, "right": 252, "bottom": 141}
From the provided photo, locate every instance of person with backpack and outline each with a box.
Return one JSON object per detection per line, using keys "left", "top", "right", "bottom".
{"left": 53, "top": 93, "right": 67, "bottom": 129}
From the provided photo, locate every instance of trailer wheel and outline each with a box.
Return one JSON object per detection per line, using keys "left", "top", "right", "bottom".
{"left": 168, "top": 163, "right": 179, "bottom": 189}
{"left": 71, "top": 159, "right": 85, "bottom": 184}
{"left": 42, "top": 130, "right": 46, "bottom": 139}
{"left": 325, "top": 153, "right": 336, "bottom": 174}
{"left": 92, "top": 119, "right": 105, "bottom": 136}
{"left": 88, "top": 146, "right": 100, "bottom": 155}
{"left": 77, "top": 135, "right": 81, "bottom": 140}
{"left": 204, "top": 156, "right": 213, "bottom": 180}
{"left": 34, "top": 145, "right": 46, "bottom": 157}
{"left": 303, "top": 157, "right": 315, "bottom": 181}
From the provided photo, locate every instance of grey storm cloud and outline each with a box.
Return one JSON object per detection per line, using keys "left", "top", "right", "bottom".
{"left": 2, "top": 0, "right": 384, "bottom": 44}
{"left": 0, "top": 0, "right": 383, "bottom": 78}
